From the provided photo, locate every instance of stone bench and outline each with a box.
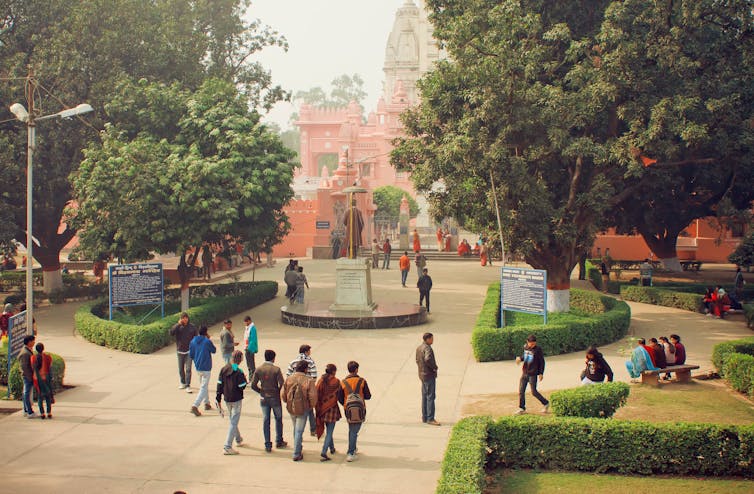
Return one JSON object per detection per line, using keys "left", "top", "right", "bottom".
{"left": 641, "top": 364, "right": 700, "bottom": 385}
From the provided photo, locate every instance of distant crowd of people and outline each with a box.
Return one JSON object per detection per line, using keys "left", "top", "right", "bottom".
{"left": 283, "top": 259, "right": 310, "bottom": 304}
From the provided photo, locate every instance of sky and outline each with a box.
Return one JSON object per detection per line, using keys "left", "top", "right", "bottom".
{"left": 246, "top": 0, "right": 413, "bottom": 129}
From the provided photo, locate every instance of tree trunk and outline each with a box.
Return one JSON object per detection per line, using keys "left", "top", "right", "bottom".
{"left": 35, "top": 248, "right": 63, "bottom": 294}
{"left": 527, "top": 250, "right": 575, "bottom": 313}
{"left": 639, "top": 228, "right": 683, "bottom": 272}
{"left": 178, "top": 251, "right": 193, "bottom": 311}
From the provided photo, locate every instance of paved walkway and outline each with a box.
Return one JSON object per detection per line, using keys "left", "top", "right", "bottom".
{"left": 1, "top": 260, "right": 751, "bottom": 493}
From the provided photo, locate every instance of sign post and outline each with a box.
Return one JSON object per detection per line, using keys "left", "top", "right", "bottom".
{"left": 6, "top": 310, "right": 28, "bottom": 398}
{"left": 109, "top": 263, "right": 165, "bottom": 320}
{"left": 500, "top": 267, "right": 547, "bottom": 327}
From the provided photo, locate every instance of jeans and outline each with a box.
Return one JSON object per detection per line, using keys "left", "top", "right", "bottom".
{"left": 193, "top": 370, "right": 211, "bottom": 408}
{"left": 308, "top": 408, "right": 316, "bottom": 433}
{"left": 291, "top": 414, "right": 308, "bottom": 458}
{"left": 22, "top": 377, "right": 34, "bottom": 414}
{"left": 245, "top": 350, "right": 256, "bottom": 378}
{"left": 382, "top": 253, "right": 390, "bottom": 269}
{"left": 372, "top": 254, "right": 379, "bottom": 268}
{"left": 519, "top": 374, "right": 548, "bottom": 410}
{"left": 261, "top": 400, "right": 284, "bottom": 448}
{"left": 347, "top": 422, "right": 362, "bottom": 455}
{"left": 421, "top": 377, "right": 436, "bottom": 422}
{"left": 419, "top": 290, "right": 430, "bottom": 312}
{"left": 224, "top": 400, "right": 243, "bottom": 449}
{"left": 401, "top": 269, "right": 409, "bottom": 286}
{"left": 177, "top": 352, "right": 192, "bottom": 386}
{"left": 321, "top": 421, "right": 336, "bottom": 456}
{"left": 222, "top": 353, "right": 232, "bottom": 365}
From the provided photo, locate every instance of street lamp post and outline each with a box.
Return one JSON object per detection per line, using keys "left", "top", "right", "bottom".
{"left": 10, "top": 72, "right": 92, "bottom": 334}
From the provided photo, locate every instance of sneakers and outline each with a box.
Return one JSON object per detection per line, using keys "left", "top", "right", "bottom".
{"left": 310, "top": 431, "right": 316, "bottom": 437}
{"left": 330, "top": 448, "right": 336, "bottom": 455}
{"left": 26, "top": 412, "right": 36, "bottom": 419}
{"left": 276, "top": 440, "right": 288, "bottom": 449}
{"left": 204, "top": 402, "right": 212, "bottom": 411}
{"left": 223, "top": 447, "right": 239, "bottom": 455}
{"left": 265, "top": 445, "right": 273, "bottom": 453}
{"left": 426, "top": 419, "right": 441, "bottom": 426}
{"left": 292, "top": 455, "right": 304, "bottom": 462}
{"left": 542, "top": 404, "right": 550, "bottom": 413}
{"left": 190, "top": 406, "right": 202, "bottom": 417}
{"left": 186, "top": 386, "right": 193, "bottom": 394}
{"left": 178, "top": 384, "right": 187, "bottom": 389}
{"left": 515, "top": 408, "right": 526, "bottom": 415}
{"left": 236, "top": 437, "right": 243, "bottom": 447}
{"left": 346, "top": 454, "right": 356, "bottom": 462}
{"left": 320, "top": 454, "right": 331, "bottom": 462}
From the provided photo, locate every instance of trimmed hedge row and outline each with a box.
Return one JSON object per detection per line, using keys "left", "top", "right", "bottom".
{"left": 712, "top": 336, "right": 754, "bottom": 397}
{"left": 550, "top": 382, "right": 630, "bottom": 418}
{"left": 471, "top": 286, "right": 631, "bottom": 362}
{"left": 75, "top": 281, "right": 278, "bottom": 354}
{"left": 4, "top": 353, "right": 66, "bottom": 399}
{"left": 620, "top": 285, "right": 703, "bottom": 312}
{"left": 488, "top": 416, "right": 754, "bottom": 477}
{"left": 437, "top": 416, "right": 491, "bottom": 494}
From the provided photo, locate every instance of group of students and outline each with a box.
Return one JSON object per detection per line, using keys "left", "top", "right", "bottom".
{"left": 283, "top": 259, "right": 310, "bottom": 304}
{"left": 703, "top": 285, "right": 743, "bottom": 319}
{"left": 626, "top": 334, "right": 686, "bottom": 379}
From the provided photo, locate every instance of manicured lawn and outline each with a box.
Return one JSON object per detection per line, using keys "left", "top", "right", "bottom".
{"left": 486, "top": 470, "right": 754, "bottom": 493}
{"left": 462, "top": 380, "right": 754, "bottom": 425}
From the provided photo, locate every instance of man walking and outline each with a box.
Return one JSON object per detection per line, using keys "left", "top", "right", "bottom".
{"left": 216, "top": 350, "right": 247, "bottom": 455}
{"left": 415, "top": 251, "right": 427, "bottom": 278}
{"left": 243, "top": 315, "right": 258, "bottom": 379}
{"left": 286, "top": 345, "right": 318, "bottom": 436}
{"left": 219, "top": 319, "right": 238, "bottom": 365}
{"left": 170, "top": 312, "right": 198, "bottom": 393}
{"left": 250, "top": 349, "right": 288, "bottom": 452}
{"left": 399, "top": 251, "right": 410, "bottom": 287}
{"left": 382, "top": 238, "right": 392, "bottom": 269}
{"left": 338, "top": 361, "right": 371, "bottom": 462}
{"left": 515, "top": 334, "right": 549, "bottom": 415}
{"left": 282, "top": 360, "right": 317, "bottom": 461}
{"left": 416, "top": 333, "right": 440, "bottom": 426}
{"left": 19, "top": 335, "right": 36, "bottom": 418}
{"left": 189, "top": 326, "right": 216, "bottom": 416}
{"left": 417, "top": 267, "right": 433, "bottom": 313}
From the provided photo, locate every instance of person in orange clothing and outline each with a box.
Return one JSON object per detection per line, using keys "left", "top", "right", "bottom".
{"left": 399, "top": 251, "right": 411, "bottom": 287}
{"left": 412, "top": 229, "right": 421, "bottom": 253}
{"left": 31, "top": 342, "right": 54, "bottom": 419}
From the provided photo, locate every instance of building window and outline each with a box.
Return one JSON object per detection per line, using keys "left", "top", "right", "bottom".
{"left": 361, "top": 164, "right": 371, "bottom": 177}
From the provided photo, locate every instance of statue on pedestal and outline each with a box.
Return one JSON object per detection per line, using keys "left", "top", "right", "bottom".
{"left": 342, "top": 198, "right": 364, "bottom": 259}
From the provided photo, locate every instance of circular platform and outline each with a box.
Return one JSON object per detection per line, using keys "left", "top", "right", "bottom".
{"left": 281, "top": 301, "right": 427, "bottom": 329}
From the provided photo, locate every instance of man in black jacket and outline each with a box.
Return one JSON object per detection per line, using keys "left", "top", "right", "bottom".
{"left": 19, "top": 335, "right": 36, "bottom": 418}
{"left": 417, "top": 268, "right": 433, "bottom": 313}
{"left": 416, "top": 332, "right": 440, "bottom": 426}
{"left": 515, "top": 334, "right": 549, "bottom": 414}
{"left": 217, "top": 350, "right": 247, "bottom": 455}
{"left": 170, "top": 312, "right": 198, "bottom": 393}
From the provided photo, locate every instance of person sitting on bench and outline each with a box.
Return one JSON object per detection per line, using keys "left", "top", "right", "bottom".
{"left": 625, "top": 338, "right": 659, "bottom": 380}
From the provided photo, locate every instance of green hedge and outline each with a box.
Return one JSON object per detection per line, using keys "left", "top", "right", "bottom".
{"left": 471, "top": 286, "right": 631, "bottom": 362}
{"left": 75, "top": 281, "right": 278, "bottom": 354}
{"left": 712, "top": 336, "right": 754, "bottom": 397}
{"left": 550, "top": 382, "right": 630, "bottom": 418}
{"left": 487, "top": 416, "right": 754, "bottom": 477}
{"left": 6, "top": 353, "right": 66, "bottom": 399}
{"left": 586, "top": 259, "right": 604, "bottom": 291}
{"left": 620, "top": 285, "right": 703, "bottom": 312}
{"left": 437, "top": 416, "right": 492, "bottom": 494}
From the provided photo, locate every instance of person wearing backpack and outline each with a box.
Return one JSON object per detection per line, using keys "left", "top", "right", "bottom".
{"left": 281, "top": 360, "right": 317, "bottom": 462}
{"left": 337, "top": 360, "right": 372, "bottom": 462}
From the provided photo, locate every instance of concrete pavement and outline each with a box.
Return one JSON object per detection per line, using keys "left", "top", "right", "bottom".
{"left": 1, "top": 259, "right": 751, "bottom": 494}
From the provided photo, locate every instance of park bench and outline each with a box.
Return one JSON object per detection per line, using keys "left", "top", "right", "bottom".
{"left": 680, "top": 261, "right": 703, "bottom": 271}
{"left": 641, "top": 364, "right": 700, "bottom": 385}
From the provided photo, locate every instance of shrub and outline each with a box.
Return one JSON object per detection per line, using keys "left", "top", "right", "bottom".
{"left": 550, "top": 382, "right": 630, "bottom": 418}
{"left": 711, "top": 337, "right": 754, "bottom": 376}
{"left": 724, "top": 353, "right": 754, "bottom": 394}
{"left": 7, "top": 353, "right": 66, "bottom": 399}
{"left": 437, "top": 416, "right": 492, "bottom": 494}
{"left": 75, "top": 281, "right": 277, "bottom": 353}
{"left": 487, "top": 415, "right": 754, "bottom": 477}
{"left": 586, "top": 259, "right": 603, "bottom": 291}
{"left": 620, "top": 286, "right": 703, "bottom": 312}
{"left": 472, "top": 286, "right": 631, "bottom": 362}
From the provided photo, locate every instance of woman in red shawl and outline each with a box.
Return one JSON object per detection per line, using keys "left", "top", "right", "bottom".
{"left": 315, "top": 363, "right": 341, "bottom": 461}
{"left": 412, "top": 229, "right": 421, "bottom": 253}
{"left": 31, "top": 342, "right": 54, "bottom": 419}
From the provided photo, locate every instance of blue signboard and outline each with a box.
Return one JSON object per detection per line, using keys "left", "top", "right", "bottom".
{"left": 500, "top": 267, "right": 547, "bottom": 326}
{"left": 7, "top": 310, "right": 28, "bottom": 397}
{"left": 109, "top": 263, "right": 164, "bottom": 320}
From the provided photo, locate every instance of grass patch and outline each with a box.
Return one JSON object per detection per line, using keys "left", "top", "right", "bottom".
{"left": 462, "top": 381, "right": 754, "bottom": 425}
{"left": 486, "top": 470, "right": 754, "bottom": 494}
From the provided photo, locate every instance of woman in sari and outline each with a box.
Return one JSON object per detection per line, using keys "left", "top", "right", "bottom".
{"left": 412, "top": 229, "right": 421, "bottom": 253}
{"left": 315, "top": 363, "right": 341, "bottom": 462}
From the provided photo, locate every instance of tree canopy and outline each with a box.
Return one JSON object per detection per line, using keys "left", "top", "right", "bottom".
{"left": 72, "top": 78, "right": 295, "bottom": 268}
{"left": 373, "top": 186, "right": 419, "bottom": 221}
{"left": 0, "top": 0, "right": 288, "bottom": 291}
{"left": 294, "top": 73, "right": 367, "bottom": 109}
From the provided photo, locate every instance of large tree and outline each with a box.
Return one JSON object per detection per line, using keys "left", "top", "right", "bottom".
{"left": 601, "top": 0, "right": 754, "bottom": 270}
{"left": 373, "top": 186, "right": 419, "bottom": 221}
{"left": 393, "top": 0, "right": 616, "bottom": 311}
{"left": 73, "top": 78, "right": 295, "bottom": 308}
{"left": 0, "top": 0, "right": 287, "bottom": 292}
{"left": 294, "top": 73, "right": 367, "bottom": 109}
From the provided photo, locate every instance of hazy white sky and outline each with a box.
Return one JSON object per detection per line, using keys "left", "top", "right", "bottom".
{"left": 246, "top": 0, "right": 412, "bottom": 128}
